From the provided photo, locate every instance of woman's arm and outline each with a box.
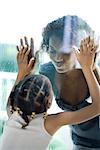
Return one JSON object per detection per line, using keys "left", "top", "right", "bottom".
{"left": 58, "top": 69, "right": 100, "bottom": 126}
{"left": 51, "top": 37, "right": 100, "bottom": 128}
{"left": 47, "top": 66, "right": 100, "bottom": 135}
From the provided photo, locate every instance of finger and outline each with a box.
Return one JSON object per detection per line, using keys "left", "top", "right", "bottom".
{"left": 24, "top": 36, "right": 29, "bottom": 47}
{"left": 19, "top": 38, "right": 25, "bottom": 55}
{"left": 91, "top": 45, "right": 98, "bottom": 53}
{"left": 87, "top": 36, "right": 90, "bottom": 44}
{"left": 80, "top": 43, "right": 83, "bottom": 54}
{"left": 16, "top": 46, "right": 20, "bottom": 60}
{"left": 25, "top": 47, "right": 31, "bottom": 56}
{"left": 80, "top": 40, "right": 84, "bottom": 52}
{"left": 88, "top": 46, "right": 95, "bottom": 55}
{"left": 28, "top": 57, "right": 36, "bottom": 69}
{"left": 88, "top": 36, "right": 90, "bottom": 43}
{"left": 89, "top": 38, "right": 95, "bottom": 48}
{"left": 82, "top": 39, "right": 87, "bottom": 53}
{"left": 30, "top": 37, "right": 34, "bottom": 57}
{"left": 85, "top": 37, "right": 89, "bottom": 45}
{"left": 20, "top": 38, "right": 24, "bottom": 48}
{"left": 88, "top": 39, "right": 95, "bottom": 53}
{"left": 16, "top": 45, "right": 19, "bottom": 51}
{"left": 23, "top": 37, "right": 29, "bottom": 55}
{"left": 22, "top": 47, "right": 27, "bottom": 54}
{"left": 85, "top": 36, "right": 90, "bottom": 50}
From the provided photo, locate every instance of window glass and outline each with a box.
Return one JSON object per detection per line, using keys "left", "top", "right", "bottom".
{"left": 0, "top": 0, "right": 100, "bottom": 149}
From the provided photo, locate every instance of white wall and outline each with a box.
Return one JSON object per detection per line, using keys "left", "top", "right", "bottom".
{"left": 0, "top": 0, "right": 100, "bottom": 47}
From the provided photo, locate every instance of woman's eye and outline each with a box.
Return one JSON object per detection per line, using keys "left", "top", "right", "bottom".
{"left": 49, "top": 49, "right": 57, "bottom": 55}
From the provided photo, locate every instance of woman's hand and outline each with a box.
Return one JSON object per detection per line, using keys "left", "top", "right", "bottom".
{"left": 73, "top": 37, "right": 98, "bottom": 70}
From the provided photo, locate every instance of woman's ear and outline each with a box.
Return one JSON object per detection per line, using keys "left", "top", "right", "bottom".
{"left": 71, "top": 50, "right": 78, "bottom": 67}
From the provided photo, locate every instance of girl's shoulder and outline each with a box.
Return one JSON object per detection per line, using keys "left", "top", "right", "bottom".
{"left": 6, "top": 112, "right": 26, "bottom": 128}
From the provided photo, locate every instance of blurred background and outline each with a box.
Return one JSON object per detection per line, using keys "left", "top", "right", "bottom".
{"left": 0, "top": 0, "right": 100, "bottom": 149}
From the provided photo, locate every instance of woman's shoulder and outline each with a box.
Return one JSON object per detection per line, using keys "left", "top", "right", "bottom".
{"left": 39, "top": 62, "right": 55, "bottom": 73}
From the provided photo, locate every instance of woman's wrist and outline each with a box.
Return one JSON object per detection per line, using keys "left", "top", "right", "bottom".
{"left": 82, "top": 66, "right": 94, "bottom": 80}
{"left": 82, "top": 66, "right": 92, "bottom": 72}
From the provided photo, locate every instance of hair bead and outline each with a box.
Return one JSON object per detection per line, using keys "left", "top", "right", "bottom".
{"left": 31, "top": 112, "right": 35, "bottom": 119}
{"left": 16, "top": 107, "right": 23, "bottom": 115}
{"left": 43, "top": 112, "right": 47, "bottom": 120}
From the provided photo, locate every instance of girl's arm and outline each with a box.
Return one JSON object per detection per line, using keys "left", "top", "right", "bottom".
{"left": 7, "top": 37, "right": 36, "bottom": 116}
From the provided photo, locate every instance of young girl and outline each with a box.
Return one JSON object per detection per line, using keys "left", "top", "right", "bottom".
{"left": 0, "top": 37, "right": 100, "bottom": 150}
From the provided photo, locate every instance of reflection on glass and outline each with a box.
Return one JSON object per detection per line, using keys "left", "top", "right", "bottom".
{"left": 0, "top": 43, "right": 17, "bottom": 137}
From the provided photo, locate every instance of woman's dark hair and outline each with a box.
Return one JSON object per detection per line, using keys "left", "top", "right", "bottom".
{"left": 41, "top": 15, "right": 94, "bottom": 51}
{"left": 9, "top": 74, "right": 53, "bottom": 126}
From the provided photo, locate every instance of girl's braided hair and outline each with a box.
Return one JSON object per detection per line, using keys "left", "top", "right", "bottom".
{"left": 9, "top": 74, "right": 53, "bottom": 127}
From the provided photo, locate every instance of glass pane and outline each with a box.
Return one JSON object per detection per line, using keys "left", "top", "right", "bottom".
{"left": 0, "top": 44, "right": 17, "bottom": 138}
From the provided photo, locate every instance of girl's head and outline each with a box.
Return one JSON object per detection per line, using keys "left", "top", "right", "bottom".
{"left": 41, "top": 15, "right": 94, "bottom": 73}
{"left": 10, "top": 74, "right": 53, "bottom": 125}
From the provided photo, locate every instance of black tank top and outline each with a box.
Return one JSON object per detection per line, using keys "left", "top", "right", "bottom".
{"left": 56, "top": 97, "right": 100, "bottom": 148}
{"left": 40, "top": 62, "right": 100, "bottom": 148}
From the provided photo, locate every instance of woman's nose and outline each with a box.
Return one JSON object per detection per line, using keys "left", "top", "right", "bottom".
{"left": 55, "top": 53, "right": 63, "bottom": 61}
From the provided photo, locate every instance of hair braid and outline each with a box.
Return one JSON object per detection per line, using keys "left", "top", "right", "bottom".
{"left": 9, "top": 74, "right": 53, "bottom": 127}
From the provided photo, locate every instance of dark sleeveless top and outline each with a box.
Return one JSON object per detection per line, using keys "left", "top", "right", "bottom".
{"left": 39, "top": 62, "right": 100, "bottom": 148}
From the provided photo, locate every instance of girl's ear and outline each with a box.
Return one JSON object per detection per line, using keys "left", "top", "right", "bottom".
{"left": 47, "top": 99, "right": 52, "bottom": 109}
{"left": 45, "top": 98, "right": 52, "bottom": 109}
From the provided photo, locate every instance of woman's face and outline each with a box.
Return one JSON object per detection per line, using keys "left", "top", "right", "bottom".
{"left": 48, "top": 35, "right": 76, "bottom": 73}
